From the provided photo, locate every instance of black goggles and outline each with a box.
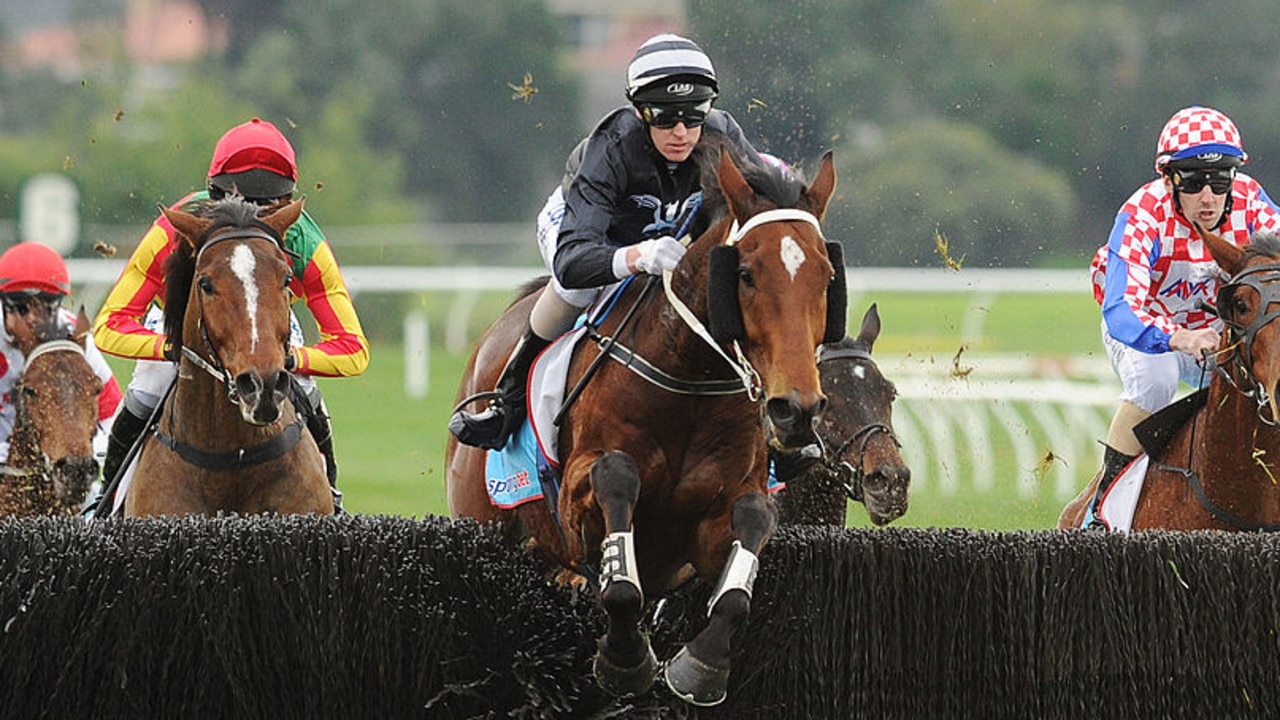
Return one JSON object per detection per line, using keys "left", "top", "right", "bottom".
{"left": 1171, "top": 167, "right": 1235, "bottom": 195}
{"left": 1, "top": 291, "right": 63, "bottom": 315}
{"left": 639, "top": 100, "right": 713, "bottom": 129}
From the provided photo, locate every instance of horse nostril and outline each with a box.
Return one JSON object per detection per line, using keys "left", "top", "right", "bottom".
{"left": 766, "top": 397, "right": 801, "bottom": 431}
{"left": 235, "top": 373, "right": 262, "bottom": 400}
{"left": 272, "top": 369, "right": 292, "bottom": 398}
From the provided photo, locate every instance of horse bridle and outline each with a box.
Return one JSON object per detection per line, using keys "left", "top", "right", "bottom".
{"left": 183, "top": 222, "right": 292, "bottom": 406}
{"left": 1209, "top": 261, "right": 1280, "bottom": 425}
{"left": 1153, "top": 261, "right": 1280, "bottom": 531}
{"left": 2, "top": 338, "right": 87, "bottom": 480}
{"left": 815, "top": 344, "right": 900, "bottom": 502}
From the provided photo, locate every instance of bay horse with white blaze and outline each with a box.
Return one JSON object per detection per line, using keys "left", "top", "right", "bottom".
{"left": 122, "top": 196, "right": 331, "bottom": 517}
{"left": 1060, "top": 228, "right": 1280, "bottom": 531}
{"left": 0, "top": 307, "right": 101, "bottom": 516}
{"left": 775, "top": 304, "right": 911, "bottom": 527}
{"left": 446, "top": 146, "right": 841, "bottom": 705}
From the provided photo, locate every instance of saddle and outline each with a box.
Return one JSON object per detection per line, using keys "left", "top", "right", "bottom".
{"left": 1133, "top": 388, "right": 1208, "bottom": 458}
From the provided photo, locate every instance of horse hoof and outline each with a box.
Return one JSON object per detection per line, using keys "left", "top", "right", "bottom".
{"left": 662, "top": 646, "right": 729, "bottom": 706}
{"left": 593, "top": 643, "right": 658, "bottom": 697}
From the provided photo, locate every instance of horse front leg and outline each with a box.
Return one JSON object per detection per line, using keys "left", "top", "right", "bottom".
{"left": 589, "top": 450, "right": 659, "bottom": 697}
{"left": 664, "top": 491, "right": 776, "bottom": 706}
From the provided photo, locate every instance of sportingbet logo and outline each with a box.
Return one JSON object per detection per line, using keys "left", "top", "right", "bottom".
{"left": 667, "top": 82, "right": 696, "bottom": 97}
{"left": 487, "top": 469, "right": 533, "bottom": 495}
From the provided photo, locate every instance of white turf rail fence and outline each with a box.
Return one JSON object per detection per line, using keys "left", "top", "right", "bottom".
{"left": 70, "top": 263, "right": 1117, "bottom": 503}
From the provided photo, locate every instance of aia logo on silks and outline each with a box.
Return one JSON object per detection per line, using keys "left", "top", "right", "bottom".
{"left": 1159, "top": 277, "right": 1214, "bottom": 301}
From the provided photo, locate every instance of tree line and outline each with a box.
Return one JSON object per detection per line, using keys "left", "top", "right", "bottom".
{"left": 1, "top": 0, "right": 1277, "bottom": 268}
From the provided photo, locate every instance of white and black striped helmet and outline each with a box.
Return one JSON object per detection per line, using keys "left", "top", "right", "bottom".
{"left": 626, "top": 33, "right": 718, "bottom": 104}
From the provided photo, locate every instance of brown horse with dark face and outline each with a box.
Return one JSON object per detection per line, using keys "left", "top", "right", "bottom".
{"left": 447, "top": 147, "right": 840, "bottom": 706}
{"left": 775, "top": 304, "right": 911, "bottom": 527}
{"left": 1060, "top": 229, "right": 1280, "bottom": 531}
{"left": 122, "top": 196, "right": 331, "bottom": 517}
{"left": 0, "top": 308, "right": 101, "bottom": 516}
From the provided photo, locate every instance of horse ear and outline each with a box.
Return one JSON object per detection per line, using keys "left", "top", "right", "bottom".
{"left": 74, "top": 306, "right": 91, "bottom": 345}
{"left": 160, "top": 203, "right": 208, "bottom": 250}
{"left": 263, "top": 198, "right": 305, "bottom": 238}
{"left": 718, "top": 149, "right": 755, "bottom": 222}
{"left": 801, "top": 151, "right": 837, "bottom": 221}
{"left": 857, "top": 303, "right": 881, "bottom": 352}
{"left": 1195, "top": 222, "right": 1245, "bottom": 276}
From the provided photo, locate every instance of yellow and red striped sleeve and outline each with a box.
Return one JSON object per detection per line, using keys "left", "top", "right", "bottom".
{"left": 289, "top": 240, "right": 369, "bottom": 378}
{"left": 91, "top": 213, "right": 182, "bottom": 361}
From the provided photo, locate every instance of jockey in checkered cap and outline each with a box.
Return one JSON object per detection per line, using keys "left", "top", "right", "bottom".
{"left": 1081, "top": 106, "right": 1280, "bottom": 529}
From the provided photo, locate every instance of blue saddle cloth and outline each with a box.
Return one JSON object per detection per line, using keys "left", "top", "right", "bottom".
{"left": 484, "top": 422, "right": 549, "bottom": 509}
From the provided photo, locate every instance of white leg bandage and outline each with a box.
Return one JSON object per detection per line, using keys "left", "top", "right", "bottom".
{"left": 706, "top": 540, "right": 759, "bottom": 617}
{"left": 600, "top": 531, "right": 642, "bottom": 596}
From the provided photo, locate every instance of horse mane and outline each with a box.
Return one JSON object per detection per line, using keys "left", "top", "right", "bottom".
{"left": 692, "top": 135, "right": 806, "bottom": 235}
{"left": 162, "top": 196, "right": 266, "bottom": 359}
{"left": 1245, "top": 232, "right": 1280, "bottom": 261}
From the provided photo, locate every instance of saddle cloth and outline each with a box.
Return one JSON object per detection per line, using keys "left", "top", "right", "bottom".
{"left": 483, "top": 326, "right": 586, "bottom": 509}
{"left": 1083, "top": 454, "right": 1150, "bottom": 533}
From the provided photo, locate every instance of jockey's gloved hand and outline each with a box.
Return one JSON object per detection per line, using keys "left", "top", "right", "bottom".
{"left": 614, "top": 236, "right": 686, "bottom": 278}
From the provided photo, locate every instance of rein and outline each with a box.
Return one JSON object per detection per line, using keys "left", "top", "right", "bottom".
{"left": 816, "top": 344, "right": 900, "bottom": 502}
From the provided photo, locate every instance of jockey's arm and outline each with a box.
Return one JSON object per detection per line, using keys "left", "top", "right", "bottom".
{"left": 92, "top": 221, "right": 175, "bottom": 362}
{"left": 289, "top": 240, "right": 369, "bottom": 378}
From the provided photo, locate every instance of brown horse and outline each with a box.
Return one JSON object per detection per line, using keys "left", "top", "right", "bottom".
{"left": 0, "top": 308, "right": 101, "bottom": 516}
{"left": 1060, "top": 228, "right": 1280, "bottom": 531}
{"left": 122, "top": 196, "right": 331, "bottom": 517}
{"left": 775, "top": 303, "right": 911, "bottom": 526}
{"left": 446, "top": 147, "right": 839, "bottom": 705}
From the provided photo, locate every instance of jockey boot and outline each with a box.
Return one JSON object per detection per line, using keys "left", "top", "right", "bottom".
{"left": 1085, "top": 445, "right": 1136, "bottom": 530}
{"left": 450, "top": 324, "right": 551, "bottom": 451}
{"left": 101, "top": 405, "right": 150, "bottom": 488}
{"left": 303, "top": 399, "right": 343, "bottom": 513}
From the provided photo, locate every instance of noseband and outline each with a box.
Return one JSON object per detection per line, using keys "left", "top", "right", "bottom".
{"left": 816, "top": 344, "right": 900, "bottom": 502}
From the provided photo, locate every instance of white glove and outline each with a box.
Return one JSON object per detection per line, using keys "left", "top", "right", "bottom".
{"left": 617, "top": 236, "right": 686, "bottom": 278}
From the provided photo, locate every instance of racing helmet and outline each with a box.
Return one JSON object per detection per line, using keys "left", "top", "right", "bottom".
{"left": 0, "top": 242, "right": 71, "bottom": 296}
{"left": 207, "top": 117, "right": 298, "bottom": 201}
{"left": 1154, "top": 106, "right": 1247, "bottom": 173}
{"left": 626, "top": 33, "right": 718, "bottom": 105}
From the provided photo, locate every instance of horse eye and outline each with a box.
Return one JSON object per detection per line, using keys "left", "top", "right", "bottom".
{"left": 198, "top": 276, "right": 215, "bottom": 294}
{"left": 738, "top": 268, "right": 755, "bottom": 288}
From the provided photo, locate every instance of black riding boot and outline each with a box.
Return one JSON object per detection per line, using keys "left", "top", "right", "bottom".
{"left": 450, "top": 324, "right": 551, "bottom": 450}
{"left": 101, "top": 406, "right": 150, "bottom": 489}
{"left": 1085, "top": 445, "right": 1136, "bottom": 529}
{"left": 301, "top": 390, "right": 343, "bottom": 513}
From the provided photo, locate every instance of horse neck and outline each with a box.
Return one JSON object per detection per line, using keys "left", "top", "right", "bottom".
{"left": 1187, "top": 373, "right": 1280, "bottom": 490}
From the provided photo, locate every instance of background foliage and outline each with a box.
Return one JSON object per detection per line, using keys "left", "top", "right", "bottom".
{"left": 3, "top": 0, "right": 1280, "bottom": 264}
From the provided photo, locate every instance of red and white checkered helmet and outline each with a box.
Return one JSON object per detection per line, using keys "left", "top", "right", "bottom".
{"left": 1154, "top": 106, "right": 1247, "bottom": 173}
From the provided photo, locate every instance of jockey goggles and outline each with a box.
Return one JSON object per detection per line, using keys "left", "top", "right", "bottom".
{"left": 639, "top": 99, "right": 713, "bottom": 129}
{"left": 1170, "top": 167, "right": 1235, "bottom": 195}
{"left": 2, "top": 290, "right": 63, "bottom": 315}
